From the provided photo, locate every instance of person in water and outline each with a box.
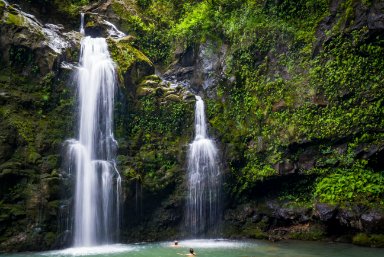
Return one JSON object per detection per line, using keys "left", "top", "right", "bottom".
{"left": 172, "top": 240, "right": 179, "bottom": 247}
{"left": 177, "top": 248, "right": 196, "bottom": 256}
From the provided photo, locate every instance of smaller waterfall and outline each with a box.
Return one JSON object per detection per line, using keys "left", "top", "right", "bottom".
{"left": 80, "top": 13, "right": 85, "bottom": 35}
{"left": 186, "top": 96, "right": 222, "bottom": 236}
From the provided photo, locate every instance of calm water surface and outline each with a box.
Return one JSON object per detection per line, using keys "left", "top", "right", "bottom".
{"left": 2, "top": 239, "right": 384, "bottom": 257}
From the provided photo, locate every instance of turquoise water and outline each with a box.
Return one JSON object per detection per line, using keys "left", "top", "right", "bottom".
{"left": 2, "top": 239, "right": 384, "bottom": 257}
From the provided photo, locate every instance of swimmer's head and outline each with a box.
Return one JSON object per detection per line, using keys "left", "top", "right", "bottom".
{"left": 174, "top": 241, "right": 178, "bottom": 245}
{"left": 190, "top": 248, "right": 194, "bottom": 254}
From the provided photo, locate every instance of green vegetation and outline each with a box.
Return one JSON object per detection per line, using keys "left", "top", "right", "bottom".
{"left": 1, "top": 0, "right": 384, "bottom": 249}
{"left": 107, "top": 38, "right": 153, "bottom": 81}
{"left": 314, "top": 161, "right": 384, "bottom": 205}
{"left": 51, "top": 0, "right": 90, "bottom": 18}
{"left": 120, "top": 0, "right": 384, "bottom": 209}
{"left": 353, "top": 233, "right": 384, "bottom": 247}
{"left": 115, "top": 80, "right": 194, "bottom": 192}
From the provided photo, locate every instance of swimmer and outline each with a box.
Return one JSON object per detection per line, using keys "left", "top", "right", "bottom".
{"left": 177, "top": 248, "right": 196, "bottom": 256}
{"left": 171, "top": 240, "right": 180, "bottom": 247}
{"left": 189, "top": 248, "right": 196, "bottom": 256}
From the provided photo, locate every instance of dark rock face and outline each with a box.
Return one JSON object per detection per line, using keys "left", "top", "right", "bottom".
{"left": 361, "top": 211, "right": 384, "bottom": 233}
{"left": 0, "top": 3, "right": 81, "bottom": 75}
{"left": 315, "top": 0, "right": 384, "bottom": 55}
{"left": 368, "top": 1, "right": 384, "bottom": 30}
{"left": 223, "top": 199, "right": 384, "bottom": 243}
{"left": 0, "top": 2, "right": 78, "bottom": 251}
{"left": 163, "top": 40, "right": 228, "bottom": 96}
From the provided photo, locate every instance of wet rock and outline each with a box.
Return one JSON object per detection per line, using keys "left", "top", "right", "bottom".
{"left": 337, "top": 207, "right": 363, "bottom": 230}
{"left": 367, "top": 0, "right": 384, "bottom": 31}
{"left": 163, "top": 40, "right": 228, "bottom": 96}
{"left": 136, "top": 86, "right": 154, "bottom": 97}
{"left": 107, "top": 37, "right": 154, "bottom": 89}
{"left": 268, "top": 201, "right": 311, "bottom": 224}
{"left": 274, "top": 160, "right": 296, "bottom": 175}
{"left": 0, "top": 123, "right": 16, "bottom": 163}
{"left": 297, "top": 147, "right": 317, "bottom": 171}
{"left": 314, "top": 203, "right": 338, "bottom": 221}
{"left": 0, "top": 3, "right": 80, "bottom": 75}
{"left": 224, "top": 203, "right": 255, "bottom": 224}
{"left": 164, "top": 94, "right": 182, "bottom": 103}
{"left": 315, "top": 0, "right": 384, "bottom": 56}
{"left": 361, "top": 211, "right": 384, "bottom": 233}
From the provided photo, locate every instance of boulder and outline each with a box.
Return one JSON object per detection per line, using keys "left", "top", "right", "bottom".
{"left": 314, "top": 203, "right": 338, "bottom": 222}
{"left": 107, "top": 37, "right": 154, "bottom": 90}
{"left": 361, "top": 211, "right": 384, "bottom": 233}
{"left": 336, "top": 207, "right": 363, "bottom": 230}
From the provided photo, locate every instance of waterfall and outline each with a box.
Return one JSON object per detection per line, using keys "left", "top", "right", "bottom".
{"left": 79, "top": 13, "right": 85, "bottom": 35}
{"left": 186, "top": 96, "right": 222, "bottom": 236}
{"left": 65, "top": 24, "right": 121, "bottom": 246}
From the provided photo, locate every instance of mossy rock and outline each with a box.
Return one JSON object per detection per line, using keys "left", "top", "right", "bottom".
{"left": 353, "top": 233, "right": 384, "bottom": 248}
{"left": 136, "top": 86, "right": 154, "bottom": 97}
{"left": 0, "top": 0, "right": 5, "bottom": 14}
{"left": 4, "top": 12, "right": 25, "bottom": 26}
{"left": 43, "top": 232, "right": 57, "bottom": 248}
{"left": 110, "top": 0, "right": 144, "bottom": 34}
{"left": 142, "top": 75, "right": 162, "bottom": 83}
{"left": 27, "top": 151, "right": 41, "bottom": 164}
{"left": 107, "top": 38, "right": 154, "bottom": 87}
{"left": 287, "top": 224, "right": 326, "bottom": 241}
{"left": 241, "top": 222, "right": 268, "bottom": 239}
{"left": 139, "top": 79, "right": 161, "bottom": 88}
{"left": 164, "top": 94, "right": 182, "bottom": 103}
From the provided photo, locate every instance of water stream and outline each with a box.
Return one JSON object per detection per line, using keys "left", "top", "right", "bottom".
{"left": 186, "top": 96, "right": 222, "bottom": 236}
{"left": 64, "top": 18, "right": 121, "bottom": 246}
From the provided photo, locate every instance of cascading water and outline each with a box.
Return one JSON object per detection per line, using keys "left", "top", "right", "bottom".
{"left": 79, "top": 13, "right": 85, "bottom": 35}
{"left": 65, "top": 17, "right": 121, "bottom": 247}
{"left": 186, "top": 96, "right": 221, "bottom": 236}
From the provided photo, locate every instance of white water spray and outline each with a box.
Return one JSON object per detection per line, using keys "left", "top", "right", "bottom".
{"left": 186, "top": 96, "right": 221, "bottom": 236}
{"left": 65, "top": 16, "right": 121, "bottom": 247}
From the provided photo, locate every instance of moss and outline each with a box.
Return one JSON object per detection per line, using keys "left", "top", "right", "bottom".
{"left": 27, "top": 151, "right": 41, "bottom": 164}
{"left": 107, "top": 38, "right": 153, "bottom": 82}
{"left": 85, "top": 20, "right": 95, "bottom": 27}
{"left": 241, "top": 222, "right": 268, "bottom": 239}
{"left": 8, "top": 114, "right": 36, "bottom": 147}
{"left": 52, "top": 0, "right": 83, "bottom": 19}
{"left": 136, "top": 86, "right": 154, "bottom": 97}
{"left": 111, "top": 0, "right": 145, "bottom": 33}
{"left": 353, "top": 233, "right": 371, "bottom": 246}
{"left": 5, "top": 13, "right": 25, "bottom": 26}
{"left": 353, "top": 233, "right": 384, "bottom": 247}
{"left": 0, "top": 1, "right": 5, "bottom": 16}
{"left": 43, "top": 232, "right": 56, "bottom": 248}
{"left": 288, "top": 224, "right": 326, "bottom": 241}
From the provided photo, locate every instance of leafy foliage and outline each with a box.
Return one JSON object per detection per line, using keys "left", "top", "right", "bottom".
{"left": 314, "top": 162, "right": 384, "bottom": 205}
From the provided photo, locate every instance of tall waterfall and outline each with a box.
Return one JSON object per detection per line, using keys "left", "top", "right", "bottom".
{"left": 65, "top": 36, "right": 121, "bottom": 246}
{"left": 186, "top": 96, "right": 221, "bottom": 236}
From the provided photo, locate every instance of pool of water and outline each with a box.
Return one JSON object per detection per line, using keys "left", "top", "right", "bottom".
{"left": 2, "top": 239, "right": 384, "bottom": 257}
